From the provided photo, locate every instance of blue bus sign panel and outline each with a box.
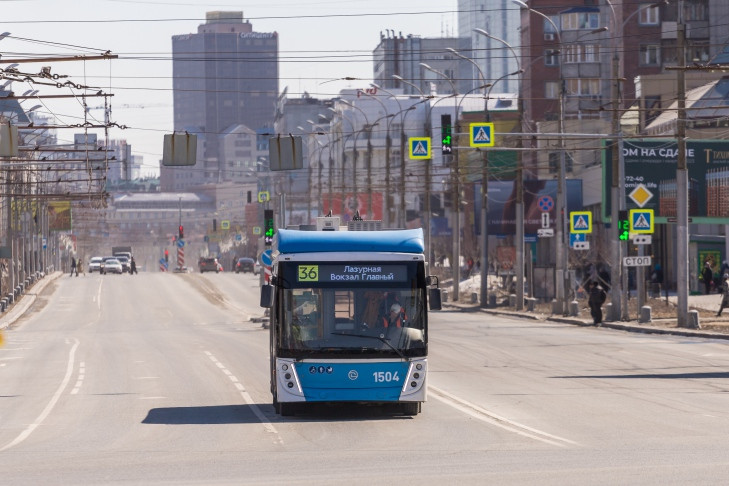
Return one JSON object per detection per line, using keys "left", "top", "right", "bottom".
{"left": 408, "top": 137, "right": 431, "bottom": 159}
{"left": 570, "top": 211, "right": 592, "bottom": 234}
{"left": 469, "top": 123, "right": 495, "bottom": 147}
{"left": 629, "top": 208, "right": 654, "bottom": 233}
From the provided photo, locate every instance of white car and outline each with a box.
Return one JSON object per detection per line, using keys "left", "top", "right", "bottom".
{"left": 88, "top": 256, "right": 104, "bottom": 273}
{"left": 103, "top": 258, "right": 123, "bottom": 274}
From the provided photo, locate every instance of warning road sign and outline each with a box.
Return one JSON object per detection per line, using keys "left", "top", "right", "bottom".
{"left": 629, "top": 208, "right": 654, "bottom": 233}
{"left": 570, "top": 211, "right": 592, "bottom": 234}
{"left": 409, "top": 137, "right": 431, "bottom": 159}
{"left": 469, "top": 123, "right": 495, "bottom": 147}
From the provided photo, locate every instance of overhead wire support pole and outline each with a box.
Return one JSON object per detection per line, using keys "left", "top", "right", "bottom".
{"left": 474, "top": 29, "right": 525, "bottom": 310}
{"left": 675, "top": 2, "right": 690, "bottom": 327}
{"left": 514, "top": 0, "right": 568, "bottom": 314}
{"left": 420, "top": 62, "right": 461, "bottom": 301}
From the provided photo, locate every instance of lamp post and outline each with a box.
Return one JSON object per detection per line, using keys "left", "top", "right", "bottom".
{"left": 329, "top": 107, "right": 356, "bottom": 217}
{"left": 359, "top": 89, "right": 396, "bottom": 221}
{"left": 514, "top": 0, "right": 570, "bottom": 314}
{"left": 392, "top": 75, "right": 436, "bottom": 241}
{"left": 341, "top": 99, "right": 373, "bottom": 219}
{"left": 420, "top": 62, "right": 462, "bottom": 301}
{"left": 474, "top": 28, "right": 525, "bottom": 309}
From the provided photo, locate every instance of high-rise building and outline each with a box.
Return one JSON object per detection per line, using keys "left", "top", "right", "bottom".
{"left": 373, "top": 32, "right": 472, "bottom": 95}
{"left": 458, "top": 0, "right": 521, "bottom": 95}
{"left": 167, "top": 11, "right": 278, "bottom": 188}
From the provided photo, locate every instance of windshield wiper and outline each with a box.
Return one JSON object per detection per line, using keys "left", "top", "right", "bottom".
{"left": 330, "top": 331, "right": 406, "bottom": 360}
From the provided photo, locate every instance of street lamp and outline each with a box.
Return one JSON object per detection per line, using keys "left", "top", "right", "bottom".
{"left": 474, "top": 28, "right": 525, "bottom": 310}
{"left": 420, "top": 62, "right": 462, "bottom": 301}
{"left": 341, "top": 99, "right": 373, "bottom": 219}
{"left": 513, "top": 0, "right": 571, "bottom": 314}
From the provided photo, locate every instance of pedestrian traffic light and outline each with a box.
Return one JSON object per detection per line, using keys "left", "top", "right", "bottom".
{"left": 441, "top": 114, "right": 452, "bottom": 155}
{"left": 179, "top": 225, "right": 184, "bottom": 239}
{"left": 618, "top": 210, "right": 629, "bottom": 241}
{"left": 164, "top": 249, "right": 169, "bottom": 263}
{"left": 264, "top": 209, "right": 275, "bottom": 246}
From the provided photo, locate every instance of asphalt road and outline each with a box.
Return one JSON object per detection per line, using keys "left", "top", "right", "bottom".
{"left": 2, "top": 272, "right": 729, "bottom": 484}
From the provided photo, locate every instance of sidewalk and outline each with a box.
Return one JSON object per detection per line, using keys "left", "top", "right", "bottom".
{"left": 0, "top": 271, "right": 62, "bottom": 331}
{"left": 443, "top": 276, "right": 729, "bottom": 340}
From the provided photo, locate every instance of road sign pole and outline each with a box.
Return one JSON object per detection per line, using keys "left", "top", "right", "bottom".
{"left": 637, "top": 242, "right": 646, "bottom": 313}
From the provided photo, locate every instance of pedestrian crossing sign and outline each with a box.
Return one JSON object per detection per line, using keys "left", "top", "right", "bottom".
{"left": 469, "top": 123, "right": 495, "bottom": 147}
{"left": 409, "top": 137, "right": 431, "bottom": 159}
{"left": 570, "top": 211, "right": 592, "bottom": 234}
{"left": 629, "top": 208, "right": 654, "bottom": 234}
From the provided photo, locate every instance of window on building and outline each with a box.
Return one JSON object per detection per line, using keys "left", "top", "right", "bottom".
{"left": 640, "top": 45, "right": 661, "bottom": 65}
{"left": 549, "top": 152, "right": 575, "bottom": 173}
{"left": 561, "top": 12, "right": 600, "bottom": 31}
{"left": 638, "top": 4, "right": 661, "bottom": 25}
{"left": 564, "top": 44, "right": 600, "bottom": 63}
{"left": 543, "top": 16, "right": 560, "bottom": 33}
{"left": 566, "top": 78, "right": 600, "bottom": 96}
{"left": 545, "top": 81, "right": 560, "bottom": 99}
{"left": 544, "top": 49, "right": 560, "bottom": 66}
{"left": 683, "top": 0, "right": 707, "bottom": 21}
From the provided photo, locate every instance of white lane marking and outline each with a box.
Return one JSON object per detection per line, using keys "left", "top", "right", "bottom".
{"left": 96, "top": 280, "right": 103, "bottom": 310}
{"left": 71, "top": 361, "right": 86, "bottom": 395}
{"left": 429, "top": 385, "right": 579, "bottom": 448}
{"left": 0, "top": 357, "right": 22, "bottom": 361}
{"left": 204, "top": 351, "right": 281, "bottom": 444}
{"left": 0, "top": 338, "right": 80, "bottom": 452}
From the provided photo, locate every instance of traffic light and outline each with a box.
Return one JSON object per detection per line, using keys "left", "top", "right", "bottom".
{"left": 441, "top": 114, "right": 452, "bottom": 155}
{"left": 264, "top": 209, "right": 275, "bottom": 246}
{"left": 179, "top": 225, "right": 184, "bottom": 239}
{"left": 618, "top": 210, "right": 629, "bottom": 241}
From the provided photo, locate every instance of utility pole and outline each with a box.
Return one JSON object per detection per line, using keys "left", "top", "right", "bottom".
{"left": 676, "top": 3, "right": 690, "bottom": 327}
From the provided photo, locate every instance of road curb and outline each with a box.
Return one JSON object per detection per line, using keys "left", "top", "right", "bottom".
{"left": 0, "top": 271, "right": 62, "bottom": 330}
{"left": 443, "top": 302, "right": 729, "bottom": 340}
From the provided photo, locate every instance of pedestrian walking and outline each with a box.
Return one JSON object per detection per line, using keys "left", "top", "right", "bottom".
{"left": 717, "top": 274, "right": 729, "bottom": 317}
{"left": 130, "top": 256, "right": 137, "bottom": 275}
{"left": 70, "top": 256, "right": 78, "bottom": 277}
{"left": 588, "top": 281, "right": 607, "bottom": 325}
{"left": 702, "top": 262, "right": 714, "bottom": 295}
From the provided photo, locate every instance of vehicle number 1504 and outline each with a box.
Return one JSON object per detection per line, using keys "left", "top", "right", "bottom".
{"left": 373, "top": 371, "right": 400, "bottom": 383}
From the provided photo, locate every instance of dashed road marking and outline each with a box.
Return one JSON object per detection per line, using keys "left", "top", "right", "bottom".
{"left": 205, "top": 351, "right": 281, "bottom": 444}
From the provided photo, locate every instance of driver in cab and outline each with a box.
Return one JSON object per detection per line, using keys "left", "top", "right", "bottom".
{"left": 382, "top": 303, "right": 407, "bottom": 328}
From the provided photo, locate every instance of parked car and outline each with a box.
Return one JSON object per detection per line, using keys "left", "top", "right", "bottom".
{"left": 103, "top": 258, "right": 123, "bottom": 274}
{"left": 235, "top": 257, "right": 255, "bottom": 274}
{"left": 254, "top": 262, "right": 261, "bottom": 275}
{"left": 88, "top": 256, "right": 104, "bottom": 273}
{"left": 199, "top": 257, "right": 219, "bottom": 273}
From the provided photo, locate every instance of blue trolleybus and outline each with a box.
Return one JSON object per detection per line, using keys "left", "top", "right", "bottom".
{"left": 260, "top": 226, "right": 442, "bottom": 416}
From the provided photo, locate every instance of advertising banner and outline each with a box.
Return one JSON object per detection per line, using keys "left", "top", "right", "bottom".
{"left": 48, "top": 201, "right": 72, "bottom": 231}
{"left": 604, "top": 139, "right": 729, "bottom": 223}
{"left": 476, "top": 180, "right": 583, "bottom": 236}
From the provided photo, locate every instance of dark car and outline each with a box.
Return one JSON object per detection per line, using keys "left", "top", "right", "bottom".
{"left": 199, "top": 257, "right": 219, "bottom": 273}
{"left": 235, "top": 257, "right": 255, "bottom": 274}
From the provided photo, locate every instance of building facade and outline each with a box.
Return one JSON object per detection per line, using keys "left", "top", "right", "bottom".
{"left": 168, "top": 11, "right": 278, "bottom": 186}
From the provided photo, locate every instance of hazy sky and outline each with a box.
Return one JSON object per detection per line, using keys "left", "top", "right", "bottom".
{"left": 0, "top": 0, "right": 459, "bottom": 173}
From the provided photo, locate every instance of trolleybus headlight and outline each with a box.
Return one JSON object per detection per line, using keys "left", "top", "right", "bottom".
{"left": 285, "top": 373, "right": 291, "bottom": 380}
{"left": 416, "top": 363, "right": 423, "bottom": 371}
{"left": 287, "top": 382, "right": 294, "bottom": 388}
{"left": 411, "top": 381, "right": 417, "bottom": 388}
{"left": 413, "top": 373, "right": 420, "bottom": 379}
{"left": 282, "top": 364, "right": 288, "bottom": 371}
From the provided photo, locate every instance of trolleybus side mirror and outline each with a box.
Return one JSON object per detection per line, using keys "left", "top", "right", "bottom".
{"left": 260, "top": 284, "right": 274, "bottom": 308}
{"left": 428, "top": 288, "right": 442, "bottom": 311}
